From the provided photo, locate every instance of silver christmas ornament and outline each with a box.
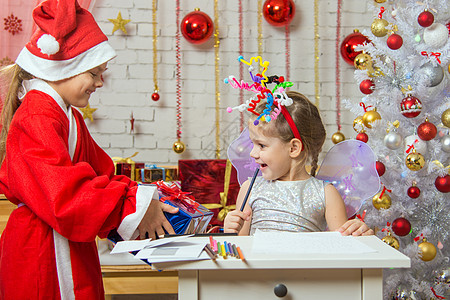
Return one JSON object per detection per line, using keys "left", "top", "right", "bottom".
{"left": 442, "top": 135, "right": 450, "bottom": 153}
{"left": 420, "top": 62, "right": 444, "bottom": 87}
{"left": 384, "top": 131, "right": 403, "bottom": 150}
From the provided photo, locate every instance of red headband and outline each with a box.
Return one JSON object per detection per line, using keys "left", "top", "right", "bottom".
{"left": 280, "top": 105, "right": 304, "bottom": 151}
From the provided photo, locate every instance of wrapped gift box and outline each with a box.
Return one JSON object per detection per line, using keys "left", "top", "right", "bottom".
{"left": 115, "top": 162, "right": 144, "bottom": 180}
{"left": 178, "top": 159, "right": 240, "bottom": 227}
{"left": 137, "top": 165, "right": 179, "bottom": 183}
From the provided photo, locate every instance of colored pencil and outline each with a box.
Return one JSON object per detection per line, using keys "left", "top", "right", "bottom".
{"left": 237, "top": 246, "right": 245, "bottom": 261}
{"left": 240, "top": 168, "right": 260, "bottom": 211}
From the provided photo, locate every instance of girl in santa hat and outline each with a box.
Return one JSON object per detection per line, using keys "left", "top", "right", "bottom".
{"left": 0, "top": 0, "right": 177, "bottom": 299}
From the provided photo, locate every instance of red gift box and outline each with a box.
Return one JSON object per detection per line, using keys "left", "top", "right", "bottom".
{"left": 178, "top": 159, "right": 240, "bottom": 227}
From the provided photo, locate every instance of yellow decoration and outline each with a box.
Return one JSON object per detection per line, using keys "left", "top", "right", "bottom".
{"left": 79, "top": 104, "right": 97, "bottom": 122}
{"left": 173, "top": 140, "right": 186, "bottom": 154}
{"left": 214, "top": 0, "right": 221, "bottom": 159}
{"left": 371, "top": 19, "right": 389, "bottom": 37}
{"left": 331, "top": 131, "right": 345, "bottom": 144}
{"left": 112, "top": 152, "right": 138, "bottom": 180}
{"left": 442, "top": 108, "right": 450, "bottom": 128}
{"left": 418, "top": 238, "right": 437, "bottom": 261}
{"left": 203, "top": 160, "right": 236, "bottom": 221}
{"left": 374, "top": 0, "right": 386, "bottom": 3}
{"left": 354, "top": 53, "right": 372, "bottom": 70}
{"left": 382, "top": 232, "right": 399, "bottom": 249}
{"left": 372, "top": 192, "right": 391, "bottom": 210}
{"left": 108, "top": 12, "right": 131, "bottom": 34}
{"left": 405, "top": 151, "right": 425, "bottom": 171}
{"left": 362, "top": 109, "right": 382, "bottom": 128}
{"left": 353, "top": 116, "right": 365, "bottom": 133}
{"left": 386, "top": 120, "right": 400, "bottom": 133}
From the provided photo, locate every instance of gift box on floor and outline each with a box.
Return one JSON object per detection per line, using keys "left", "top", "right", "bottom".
{"left": 137, "top": 165, "right": 179, "bottom": 183}
{"left": 154, "top": 181, "right": 213, "bottom": 234}
{"left": 112, "top": 152, "right": 144, "bottom": 181}
{"left": 178, "top": 159, "right": 240, "bottom": 227}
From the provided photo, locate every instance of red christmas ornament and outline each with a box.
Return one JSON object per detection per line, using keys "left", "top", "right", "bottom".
{"left": 340, "top": 30, "right": 371, "bottom": 66}
{"left": 407, "top": 185, "right": 420, "bottom": 198}
{"left": 387, "top": 33, "right": 403, "bottom": 50}
{"left": 400, "top": 96, "right": 422, "bottom": 118}
{"left": 392, "top": 217, "right": 411, "bottom": 236}
{"left": 359, "top": 79, "right": 375, "bottom": 94}
{"left": 447, "top": 21, "right": 450, "bottom": 35}
{"left": 418, "top": 10, "right": 434, "bottom": 27}
{"left": 356, "top": 132, "right": 369, "bottom": 143}
{"left": 417, "top": 119, "right": 437, "bottom": 141}
{"left": 262, "top": 0, "right": 296, "bottom": 27}
{"left": 151, "top": 92, "right": 160, "bottom": 101}
{"left": 435, "top": 175, "right": 450, "bottom": 193}
{"left": 181, "top": 9, "right": 214, "bottom": 44}
{"left": 376, "top": 161, "right": 386, "bottom": 176}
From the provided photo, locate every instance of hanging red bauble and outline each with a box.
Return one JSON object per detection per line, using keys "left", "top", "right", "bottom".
{"left": 359, "top": 79, "right": 375, "bottom": 94}
{"left": 262, "top": 0, "right": 296, "bottom": 27}
{"left": 376, "top": 161, "right": 385, "bottom": 176}
{"left": 340, "top": 30, "right": 370, "bottom": 66}
{"left": 435, "top": 175, "right": 450, "bottom": 193}
{"left": 417, "top": 119, "right": 437, "bottom": 141}
{"left": 400, "top": 96, "right": 422, "bottom": 118}
{"left": 151, "top": 92, "right": 160, "bottom": 101}
{"left": 181, "top": 9, "right": 214, "bottom": 44}
{"left": 387, "top": 33, "right": 403, "bottom": 50}
{"left": 392, "top": 217, "right": 411, "bottom": 236}
{"left": 356, "top": 132, "right": 369, "bottom": 143}
{"left": 407, "top": 184, "right": 420, "bottom": 198}
{"left": 418, "top": 10, "right": 434, "bottom": 27}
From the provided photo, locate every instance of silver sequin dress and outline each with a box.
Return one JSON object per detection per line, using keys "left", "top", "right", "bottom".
{"left": 248, "top": 176, "right": 328, "bottom": 235}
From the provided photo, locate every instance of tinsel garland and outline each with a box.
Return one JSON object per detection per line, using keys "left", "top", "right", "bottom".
{"left": 239, "top": 0, "right": 244, "bottom": 131}
{"left": 214, "top": 0, "right": 221, "bottom": 159}
{"left": 152, "top": 0, "right": 159, "bottom": 96}
{"left": 175, "top": 0, "right": 182, "bottom": 141}
{"left": 335, "top": 0, "right": 342, "bottom": 130}
{"left": 313, "top": 0, "right": 319, "bottom": 107}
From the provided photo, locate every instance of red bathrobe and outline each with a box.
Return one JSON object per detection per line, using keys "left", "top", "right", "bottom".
{"left": 0, "top": 87, "right": 151, "bottom": 299}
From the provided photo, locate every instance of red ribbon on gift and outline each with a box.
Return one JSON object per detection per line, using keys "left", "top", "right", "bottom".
{"left": 154, "top": 180, "right": 200, "bottom": 209}
{"left": 421, "top": 51, "right": 442, "bottom": 64}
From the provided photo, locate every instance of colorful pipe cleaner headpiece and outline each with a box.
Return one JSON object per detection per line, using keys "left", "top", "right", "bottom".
{"left": 225, "top": 56, "right": 302, "bottom": 144}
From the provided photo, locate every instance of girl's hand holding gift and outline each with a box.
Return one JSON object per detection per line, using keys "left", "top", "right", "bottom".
{"left": 338, "top": 219, "right": 374, "bottom": 236}
{"left": 138, "top": 200, "right": 179, "bottom": 239}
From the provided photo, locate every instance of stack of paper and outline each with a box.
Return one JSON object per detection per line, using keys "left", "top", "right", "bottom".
{"left": 110, "top": 235, "right": 210, "bottom": 263}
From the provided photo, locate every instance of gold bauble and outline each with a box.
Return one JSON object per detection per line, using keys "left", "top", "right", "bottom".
{"left": 418, "top": 238, "right": 437, "bottom": 261}
{"left": 382, "top": 233, "right": 400, "bottom": 249}
{"left": 371, "top": 19, "right": 389, "bottom": 37}
{"left": 354, "top": 53, "right": 372, "bottom": 70}
{"left": 442, "top": 108, "right": 450, "bottom": 128}
{"left": 374, "top": 0, "right": 386, "bottom": 3}
{"left": 353, "top": 116, "right": 365, "bottom": 133}
{"left": 173, "top": 140, "right": 186, "bottom": 154}
{"left": 405, "top": 151, "right": 425, "bottom": 171}
{"left": 331, "top": 131, "right": 345, "bottom": 144}
{"left": 372, "top": 192, "right": 391, "bottom": 210}
{"left": 362, "top": 109, "right": 382, "bottom": 128}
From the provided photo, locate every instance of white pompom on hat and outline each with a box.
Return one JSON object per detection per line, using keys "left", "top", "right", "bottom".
{"left": 16, "top": 0, "right": 116, "bottom": 81}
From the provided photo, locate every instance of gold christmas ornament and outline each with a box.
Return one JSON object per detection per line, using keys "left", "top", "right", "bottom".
{"left": 353, "top": 116, "right": 365, "bottom": 133}
{"left": 418, "top": 238, "right": 437, "bottom": 261}
{"left": 362, "top": 109, "right": 382, "bottom": 128}
{"left": 374, "top": 0, "right": 386, "bottom": 3}
{"left": 382, "top": 232, "right": 400, "bottom": 249}
{"left": 79, "top": 104, "right": 97, "bottom": 122}
{"left": 354, "top": 53, "right": 372, "bottom": 70}
{"left": 108, "top": 12, "right": 131, "bottom": 34}
{"left": 405, "top": 151, "right": 425, "bottom": 171}
{"left": 442, "top": 108, "right": 450, "bottom": 128}
{"left": 173, "top": 140, "right": 186, "bottom": 154}
{"left": 372, "top": 192, "right": 391, "bottom": 210}
{"left": 371, "top": 19, "right": 389, "bottom": 37}
{"left": 331, "top": 131, "right": 345, "bottom": 144}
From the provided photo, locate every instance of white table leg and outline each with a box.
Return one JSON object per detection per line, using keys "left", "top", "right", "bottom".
{"left": 362, "top": 269, "right": 383, "bottom": 300}
{"left": 178, "top": 270, "right": 198, "bottom": 300}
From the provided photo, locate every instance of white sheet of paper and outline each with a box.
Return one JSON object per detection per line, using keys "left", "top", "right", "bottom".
{"left": 252, "top": 230, "right": 377, "bottom": 254}
{"left": 135, "top": 242, "right": 206, "bottom": 260}
{"left": 110, "top": 234, "right": 194, "bottom": 254}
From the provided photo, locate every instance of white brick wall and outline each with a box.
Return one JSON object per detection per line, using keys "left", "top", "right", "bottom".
{"left": 87, "top": 0, "right": 373, "bottom": 164}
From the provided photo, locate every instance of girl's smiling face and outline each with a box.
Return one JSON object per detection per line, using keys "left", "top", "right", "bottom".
{"left": 48, "top": 62, "right": 108, "bottom": 108}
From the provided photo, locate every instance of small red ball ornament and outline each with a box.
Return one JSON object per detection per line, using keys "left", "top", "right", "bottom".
{"left": 181, "top": 9, "right": 214, "bottom": 44}
{"left": 435, "top": 175, "right": 450, "bottom": 193}
{"left": 356, "top": 132, "right": 369, "bottom": 143}
{"left": 387, "top": 33, "right": 403, "bottom": 50}
{"left": 407, "top": 185, "right": 420, "bottom": 198}
{"left": 359, "top": 79, "right": 375, "bottom": 94}
{"left": 417, "top": 119, "right": 437, "bottom": 141}
{"left": 262, "top": 0, "right": 296, "bottom": 27}
{"left": 400, "top": 96, "right": 422, "bottom": 118}
{"left": 151, "top": 92, "right": 160, "bottom": 101}
{"left": 418, "top": 10, "right": 434, "bottom": 27}
{"left": 392, "top": 217, "right": 412, "bottom": 236}
{"left": 340, "top": 30, "right": 371, "bottom": 66}
{"left": 376, "top": 161, "right": 386, "bottom": 176}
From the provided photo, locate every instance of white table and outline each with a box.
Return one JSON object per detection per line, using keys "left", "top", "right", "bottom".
{"left": 152, "top": 235, "right": 410, "bottom": 300}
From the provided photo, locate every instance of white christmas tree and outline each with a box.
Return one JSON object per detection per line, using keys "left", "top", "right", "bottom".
{"left": 343, "top": 0, "right": 450, "bottom": 298}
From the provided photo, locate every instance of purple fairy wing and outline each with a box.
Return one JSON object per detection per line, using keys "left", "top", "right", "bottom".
{"left": 316, "top": 140, "right": 380, "bottom": 218}
{"left": 227, "top": 127, "right": 260, "bottom": 186}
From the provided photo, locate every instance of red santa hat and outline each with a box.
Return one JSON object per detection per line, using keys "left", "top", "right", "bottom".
{"left": 16, "top": 0, "right": 116, "bottom": 81}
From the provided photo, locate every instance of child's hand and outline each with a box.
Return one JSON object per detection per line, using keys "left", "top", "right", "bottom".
{"left": 224, "top": 209, "right": 250, "bottom": 234}
{"left": 338, "top": 219, "right": 374, "bottom": 236}
{"left": 138, "top": 200, "right": 179, "bottom": 240}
